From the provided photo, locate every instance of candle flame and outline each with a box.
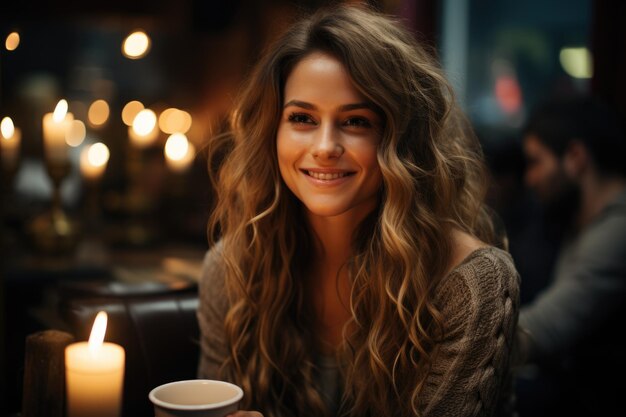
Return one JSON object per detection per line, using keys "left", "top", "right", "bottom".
{"left": 88, "top": 311, "right": 108, "bottom": 352}
{"left": 88, "top": 143, "right": 110, "bottom": 167}
{"left": 1, "top": 117, "right": 15, "bottom": 138}
{"left": 132, "top": 109, "right": 157, "bottom": 136}
{"left": 165, "top": 133, "right": 189, "bottom": 161}
{"left": 122, "top": 30, "right": 151, "bottom": 59}
{"left": 53, "top": 100, "right": 69, "bottom": 123}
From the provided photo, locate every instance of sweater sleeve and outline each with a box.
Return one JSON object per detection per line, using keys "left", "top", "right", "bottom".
{"left": 196, "top": 244, "right": 230, "bottom": 379}
{"left": 420, "top": 248, "right": 520, "bottom": 417}
{"left": 519, "top": 213, "right": 626, "bottom": 357}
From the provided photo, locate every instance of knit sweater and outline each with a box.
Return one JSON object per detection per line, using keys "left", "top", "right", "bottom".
{"left": 197, "top": 246, "right": 520, "bottom": 417}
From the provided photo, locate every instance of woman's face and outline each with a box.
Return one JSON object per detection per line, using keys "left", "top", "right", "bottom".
{"left": 276, "top": 52, "right": 383, "bottom": 220}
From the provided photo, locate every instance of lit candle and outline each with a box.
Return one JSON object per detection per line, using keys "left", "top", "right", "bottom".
{"left": 43, "top": 100, "right": 74, "bottom": 164}
{"left": 164, "top": 133, "right": 195, "bottom": 173}
{"left": 65, "top": 311, "right": 125, "bottom": 417}
{"left": 1, "top": 117, "right": 21, "bottom": 170}
{"left": 80, "top": 143, "right": 110, "bottom": 181}
{"left": 129, "top": 108, "right": 158, "bottom": 148}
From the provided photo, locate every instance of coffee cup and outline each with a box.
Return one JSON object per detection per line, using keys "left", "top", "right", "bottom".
{"left": 149, "top": 379, "right": 244, "bottom": 417}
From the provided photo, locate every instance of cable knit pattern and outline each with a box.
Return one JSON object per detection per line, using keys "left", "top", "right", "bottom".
{"left": 197, "top": 246, "right": 520, "bottom": 417}
{"left": 420, "top": 247, "right": 520, "bottom": 417}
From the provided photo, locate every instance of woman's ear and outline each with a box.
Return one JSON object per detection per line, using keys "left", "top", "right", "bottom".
{"left": 562, "top": 139, "right": 590, "bottom": 179}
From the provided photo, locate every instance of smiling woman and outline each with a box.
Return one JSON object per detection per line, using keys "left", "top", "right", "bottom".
{"left": 198, "top": 4, "right": 520, "bottom": 417}
{"left": 277, "top": 52, "right": 383, "bottom": 220}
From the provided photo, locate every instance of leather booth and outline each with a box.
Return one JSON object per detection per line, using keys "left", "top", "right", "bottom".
{"left": 58, "top": 279, "right": 200, "bottom": 417}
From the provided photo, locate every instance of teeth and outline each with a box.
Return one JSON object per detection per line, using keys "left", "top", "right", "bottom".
{"left": 307, "top": 171, "right": 349, "bottom": 180}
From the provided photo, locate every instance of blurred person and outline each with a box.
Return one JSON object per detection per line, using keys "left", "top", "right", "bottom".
{"left": 517, "top": 94, "right": 626, "bottom": 416}
{"left": 483, "top": 137, "right": 560, "bottom": 306}
{"left": 198, "top": 5, "right": 520, "bottom": 417}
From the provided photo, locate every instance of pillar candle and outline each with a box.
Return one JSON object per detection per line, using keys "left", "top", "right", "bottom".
{"left": 164, "top": 134, "right": 195, "bottom": 173}
{"left": 1, "top": 126, "right": 21, "bottom": 170}
{"left": 80, "top": 143, "right": 110, "bottom": 181}
{"left": 43, "top": 101, "right": 73, "bottom": 164}
{"left": 65, "top": 312, "right": 125, "bottom": 417}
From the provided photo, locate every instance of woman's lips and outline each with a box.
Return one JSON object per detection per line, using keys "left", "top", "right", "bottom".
{"left": 300, "top": 169, "right": 356, "bottom": 183}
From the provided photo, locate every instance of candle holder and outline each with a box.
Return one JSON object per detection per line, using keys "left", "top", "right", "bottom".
{"left": 74, "top": 176, "right": 110, "bottom": 265}
{"left": 121, "top": 144, "right": 157, "bottom": 246}
{"left": 29, "top": 159, "right": 79, "bottom": 254}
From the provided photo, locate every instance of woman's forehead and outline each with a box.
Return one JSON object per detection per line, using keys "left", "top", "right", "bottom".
{"left": 282, "top": 52, "right": 369, "bottom": 106}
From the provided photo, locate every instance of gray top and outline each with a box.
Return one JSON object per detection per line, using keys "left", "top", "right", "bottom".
{"left": 519, "top": 189, "right": 626, "bottom": 357}
{"left": 197, "top": 245, "right": 520, "bottom": 417}
{"left": 316, "top": 354, "right": 340, "bottom": 413}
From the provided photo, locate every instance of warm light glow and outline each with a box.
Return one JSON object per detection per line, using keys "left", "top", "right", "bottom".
{"left": 66, "top": 120, "right": 86, "bottom": 147}
{"left": 122, "top": 100, "right": 144, "bottom": 126}
{"left": 88, "top": 311, "right": 108, "bottom": 353}
{"left": 159, "top": 108, "right": 193, "bottom": 134}
{"left": 65, "top": 309, "right": 125, "bottom": 417}
{"left": 88, "top": 99, "right": 110, "bottom": 127}
{"left": 130, "top": 109, "right": 159, "bottom": 148}
{"left": 5, "top": 32, "right": 20, "bottom": 51}
{"left": 164, "top": 133, "right": 189, "bottom": 160}
{"left": 165, "top": 134, "right": 196, "bottom": 172}
{"left": 132, "top": 109, "right": 157, "bottom": 135}
{"left": 53, "top": 99, "right": 69, "bottom": 123}
{"left": 560, "top": 47, "right": 593, "bottom": 79}
{"left": 43, "top": 104, "right": 73, "bottom": 164}
{"left": 1, "top": 117, "right": 15, "bottom": 138}
{"left": 0, "top": 121, "right": 21, "bottom": 168}
{"left": 1, "top": 117, "right": 21, "bottom": 168}
{"left": 80, "top": 143, "right": 110, "bottom": 180}
{"left": 122, "top": 31, "right": 151, "bottom": 59}
{"left": 88, "top": 143, "right": 110, "bottom": 167}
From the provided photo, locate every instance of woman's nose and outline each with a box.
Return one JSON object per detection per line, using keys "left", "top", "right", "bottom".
{"left": 311, "top": 123, "right": 343, "bottom": 159}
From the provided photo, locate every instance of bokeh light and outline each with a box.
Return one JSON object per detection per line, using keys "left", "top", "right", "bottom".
{"left": 66, "top": 120, "right": 87, "bottom": 147}
{"left": 158, "top": 108, "right": 192, "bottom": 134}
{"left": 560, "top": 47, "right": 593, "bottom": 79}
{"left": 88, "top": 99, "right": 110, "bottom": 127}
{"left": 5, "top": 32, "right": 20, "bottom": 51}
{"left": 122, "top": 31, "right": 151, "bottom": 59}
{"left": 122, "top": 100, "right": 144, "bottom": 126}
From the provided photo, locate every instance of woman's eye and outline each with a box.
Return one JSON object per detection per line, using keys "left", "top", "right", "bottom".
{"left": 287, "top": 113, "right": 315, "bottom": 125}
{"left": 344, "top": 117, "right": 371, "bottom": 128}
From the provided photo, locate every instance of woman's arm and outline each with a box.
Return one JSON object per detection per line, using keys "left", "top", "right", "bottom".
{"left": 420, "top": 248, "right": 520, "bottom": 417}
{"left": 196, "top": 245, "right": 230, "bottom": 379}
{"left": 519, "top": 214, "right": 626, "bottom": 359}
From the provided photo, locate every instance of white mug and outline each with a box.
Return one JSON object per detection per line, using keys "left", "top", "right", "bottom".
{"left": 149, "top": 379, "right": 244, "bottom": 417}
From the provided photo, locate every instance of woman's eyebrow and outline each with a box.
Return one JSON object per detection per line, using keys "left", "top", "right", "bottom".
{"left": 283, "top": 100, "right": 316, "bottom": 109}
{"left": 283, "top": 100, "right": 377, "bottom": 112}
{"left": 339, "top": 102, "right": 378, "bottom": 112}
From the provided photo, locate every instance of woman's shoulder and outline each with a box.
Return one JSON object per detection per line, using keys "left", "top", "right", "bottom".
{"left": 445, "top": 229, "right": 518, "bottom": 289}
{"left": 445, "top": 246, "right": 519, "bottom": 294}
{"left": 450, "top": 246, "right": 518, "bottom": 281}
{"left": 434, "top": 246, "right": 520, "bottom": 323}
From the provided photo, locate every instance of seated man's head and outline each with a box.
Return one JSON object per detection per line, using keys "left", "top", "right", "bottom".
{"left": 523, "top": 95, "right": 625, "bottom": 207}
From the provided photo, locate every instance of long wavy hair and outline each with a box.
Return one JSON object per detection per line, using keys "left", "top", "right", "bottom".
{"left": 207, "top": 4, "right": 496, "bottom": 417}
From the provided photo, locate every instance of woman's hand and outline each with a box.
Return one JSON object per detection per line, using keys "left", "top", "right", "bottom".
{"left": 227, "top": 412, "right": 263, "bottom": 417}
